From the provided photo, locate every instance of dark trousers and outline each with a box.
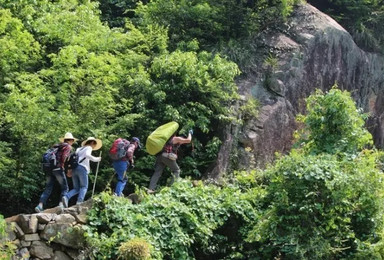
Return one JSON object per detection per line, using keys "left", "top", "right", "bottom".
{"left": 39, "top": 168, "right": 68, "bottom": 205}
{"left": 149, "top": 154, "right": 180, "bottom": 191}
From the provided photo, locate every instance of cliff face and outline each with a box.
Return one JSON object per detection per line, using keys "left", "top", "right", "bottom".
{"left": 208, "top": 4, "right": 384, "bottom": 178}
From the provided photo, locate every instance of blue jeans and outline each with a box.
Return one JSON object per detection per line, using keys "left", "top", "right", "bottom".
{"left": 39, "top": 168, "right": 68, "bottom": 205}
{"left": 113, "top": 160, "right": 128, "bottom": 196}
{"left": 66, "top": 165, "right": 88, "bottom": 203}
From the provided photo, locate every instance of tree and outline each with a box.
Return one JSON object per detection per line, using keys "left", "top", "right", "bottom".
{"left": 0, "top": 9, "right": 41, "bottom": 85}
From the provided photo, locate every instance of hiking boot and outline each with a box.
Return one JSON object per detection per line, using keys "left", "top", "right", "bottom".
{"left": 35, "top": 205, "right": 43, "bottom": 213}
{"left": 62, "top": 196, "right": 68, "bottom": 208}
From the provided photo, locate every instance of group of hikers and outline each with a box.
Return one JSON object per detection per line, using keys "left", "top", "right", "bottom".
{"left": 35, "top": 128, "right": 193, "bottom": 213}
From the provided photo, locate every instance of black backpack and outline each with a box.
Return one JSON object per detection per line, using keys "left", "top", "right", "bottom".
{"left": 41, "top": 144, "right": 64, "bottom": 174}
{"left": 65, "top": 147, "right": 86, "bottom": 170}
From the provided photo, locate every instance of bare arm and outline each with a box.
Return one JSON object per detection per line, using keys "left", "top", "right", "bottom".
{"left": 172, "top": 133, "right": 192, "bottom": 145}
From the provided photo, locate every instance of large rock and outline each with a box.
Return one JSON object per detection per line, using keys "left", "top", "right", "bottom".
{"left": 40, "top": 222, "right": 85, "bottom": 249}
{"left": 207, "top": 3, "right": 384, "bottom": 174}
{"left": 29, "top": 241, "right": 54, "bottom": 260}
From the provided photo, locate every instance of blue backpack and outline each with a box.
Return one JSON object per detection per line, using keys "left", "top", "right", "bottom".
{"left": 41, "top": 144, "right": 63, "bottom": 173}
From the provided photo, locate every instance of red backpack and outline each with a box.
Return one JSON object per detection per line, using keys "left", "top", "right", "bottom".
{"left": 109, "top": 138, "right": 130, "bottom": 161}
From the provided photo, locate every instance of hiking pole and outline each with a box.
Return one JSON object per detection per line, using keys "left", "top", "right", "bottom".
{"left": 92, "top": 151, "right": 102, "bottom": 197}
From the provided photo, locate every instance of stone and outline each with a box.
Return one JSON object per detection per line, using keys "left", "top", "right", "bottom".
{"left": 28, "top": 215, "right": 38, "bottom": 234}
{"left": 13, "top": 239, "right": 20, "bottom": 247}
{"left": 40, "top": 223, "right": 85, "bottom": 249}
{"left": 5, "top": 223, "right": 17, "bottom": 241}
{"left": 43, "top": 206, "right": 64, "bottom": 214}
{"left": 12, "top": 222, "right": 24, "bottom": 238}
{"left": 74, "top": 213, "right": 87, "bottom": 224}
{"left": 38, "top": 223, "right": 47, "bottom": 231}
{"left": 30, "top": 241, "right": 54, "bottom": 260}
{"left": 53, "top": 250, "right": 72, "bottom": 260}
{"left": 17, "top": 214, "right": 31, "bottom": 234}
{"left": 16, "top": 247, "right": 30, "bottom": 259}
{"left": 54, "top": 214, "right": 76, "bottom": 224}
{"left": 24, "top": 233, "right": 40, "bottom": 241}
{"left": 20, "top": 240, "right": 31, "bottom": 247}
{"left": 36, "top": 213, "right": 56, "bottom": 224}
{"left": 206, "top": 3, "right": 384, "bottom": 175}
{"left": 5, "top": 214, "right": 20, "bottom": 223}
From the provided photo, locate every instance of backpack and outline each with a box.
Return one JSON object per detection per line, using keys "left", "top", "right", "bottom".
{"left": 41, "top": 144, "right": 64, "bottom": 174}
{"left": 65, "top": 147, "right": 86, "bottom": 170}
{"left": 109, "top": 138, "right": 130, "bottom": 161}
{"left": 146, "top": 121, "right": 179, "bottom": 155}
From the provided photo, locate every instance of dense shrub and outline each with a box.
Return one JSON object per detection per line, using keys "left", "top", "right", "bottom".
{"left": 250, "top": 150, "right": 384, "bottom": 259}
{"left": 118, "top": 237, "right": 152, "bottom": 260}
{"left": 247, "top": 88, "right": 384, "bottom": 259}
{"left": 296, "top": 87, "right": 372, "bottom": 154}
{"left": 84, "top": 180, "right": 261, "bottom": 259}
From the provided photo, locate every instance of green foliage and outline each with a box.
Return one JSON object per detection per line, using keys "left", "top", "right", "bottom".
{"left": 84, "top": 180, "right": 260, "bottom": 259}
{"left": 296, "top": 86, "right": 372, "bottom": 154}
{"left": 134, "top": 0, "right": 297, "bottom": 50}
{"left": 0, "top": 0, "right": 242, "bottom": 216}
{"left": 250, "top": 150, "right": 384, "bottom": 259}
{"left": 0, "top": 215, "right": 16, "bottom": 259}
{"left": 247, "top": 87, "right": 384, "bottom": 259}
{"left": 118, "top": 237, "right": 152, "bottom": 260}
{"left": 0, "top": 9, "right": 41, "bottom": 85}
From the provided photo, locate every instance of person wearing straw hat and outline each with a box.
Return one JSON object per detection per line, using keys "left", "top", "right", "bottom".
{"left": 35, "top": 132, "right": 77, "bottom": 213}
{"left": 62, "top": 137, "right": 102, "bottom": 207}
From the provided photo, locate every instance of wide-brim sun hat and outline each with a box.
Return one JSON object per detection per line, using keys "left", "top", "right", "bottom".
{"left": 81, "top": 137, "right": 102, "bottom": 151}
{"left": 59, "top": 132, "right": 78, "bottom": 143}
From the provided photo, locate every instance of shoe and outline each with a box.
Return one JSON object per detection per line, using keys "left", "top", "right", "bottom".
{"left": 35, "top": 205, "right": 43, "bottom": 213}
{"left": 62, "top": 196, "right": 68, "bottom": 208}
{"left": 58, "top": 202, "right": 64, "bottom": 208}
{"left": 147, "top": 189, "right": 155, "bottom": 194}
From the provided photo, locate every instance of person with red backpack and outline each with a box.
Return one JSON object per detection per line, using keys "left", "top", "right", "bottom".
{"left": 147, "top": 130, "right": 193, "bottom": 194}
{"left": 109, "top": 137, "right": 141, "bottom": 196}
{"left": 35, "top": 132, "right": 77, "bottom": 212}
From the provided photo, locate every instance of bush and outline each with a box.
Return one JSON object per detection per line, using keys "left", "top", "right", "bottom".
{"left": 118, "top": 237, "right": 152, "bottom": 260}
{"left": 84, "top": 180, "right": 261, "bottom": 259}
{"left": 248, "top": 87, "right": 384, "bottom": 259}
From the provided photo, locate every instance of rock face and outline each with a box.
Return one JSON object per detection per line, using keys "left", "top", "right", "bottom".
{"left": 4, "top": 200, "right": 92, "bottom": 260}
{"left": 208, "top": 3, "right": 384, "bottom": 175}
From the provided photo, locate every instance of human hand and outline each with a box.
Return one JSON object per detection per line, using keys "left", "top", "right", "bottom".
{"left": 96, "top": 157, "right": 102, "bottom": 162}
{"left": 189, "top": 129, "right": 193, "bottom": 135}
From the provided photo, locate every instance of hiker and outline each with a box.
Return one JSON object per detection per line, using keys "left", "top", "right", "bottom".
{"left": 62, "top": 137, "right": 102, "bottom": 207}
{"left": 35, "top": 132, "right": 77, "bottom": 213}
{"left": 147, "top": 129, "right": 193, "bottom": 193}
{"left": 110, "top": 137, "right": 141, "bottom": 196}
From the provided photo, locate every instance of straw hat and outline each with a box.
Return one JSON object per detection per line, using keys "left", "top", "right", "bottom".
{"left": 59, "top": 132, "right": 78, "bottom": 142}
{"left": 81, "top": 137, "right": 102, "bottom": 151}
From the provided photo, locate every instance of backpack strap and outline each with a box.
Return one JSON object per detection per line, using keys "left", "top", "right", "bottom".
{"left": 77, "top": 147, "right": 86, "bottom": 164}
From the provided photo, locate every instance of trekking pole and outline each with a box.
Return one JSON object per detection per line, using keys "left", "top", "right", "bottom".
{"left": 92, "top": 151, "right": 102, "bottom": 197}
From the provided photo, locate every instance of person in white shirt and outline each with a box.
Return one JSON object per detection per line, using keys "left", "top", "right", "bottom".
{"left": 62, "top": 137, "right": 102, "bottom": 207}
